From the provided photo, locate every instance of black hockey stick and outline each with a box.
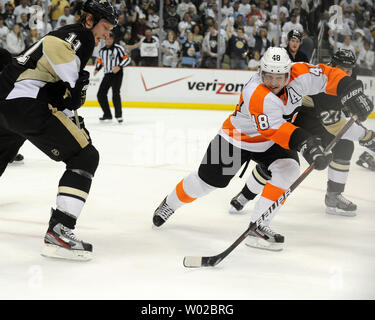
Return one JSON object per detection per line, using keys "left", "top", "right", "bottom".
{"left": 183, "top": 114, "right": 358, "bottom": 268}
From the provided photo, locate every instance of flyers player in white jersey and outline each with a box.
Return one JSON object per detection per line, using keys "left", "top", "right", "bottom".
{"left": 230, "top": 49, "right": 375, "bottom": 217}
{"left": 153, "top": 47, "right": 373, "bottom": 251}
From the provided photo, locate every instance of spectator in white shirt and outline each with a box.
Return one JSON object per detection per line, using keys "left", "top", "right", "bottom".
{"left": 289, "top": 0, "right": 310, "bottom": 13}
{"left": 282, "top": 14, "right": 304, "bottom": 35}
{"left": 0, "top": 16, "right": 8, "bottom": 48}
{"left": 178, "top": 12, "right": 195, "bottom": 34}
{"left": 244, "top": 16, "right": 257, "bottom": 48}
{"left": 161, "top": 29, "right": 180, "bottom": 67}
{"left": 177, "top": 0, "right": 196, "bottom": 20}
{"left": 0, "top": 0, "right": 8, "bottom": 14}
{"left": 267, "top": 15, "right": 280, "bottom": 46}
{"left": 333, "top": 35, "right": 356, "bottom": 54}
{"left": 342, "top": 10, "right": 356, "bottom": 31}
{"left": 13, "top": 0, "right": 30, "bottom": 24}
{"left": 358, "top": 40, "right": 374, "bottom": 70}
{"left": 258, "top": 1, "right": 269, "bottom": 23}
{"left": 248, "top": 50, "right": 261, "bottom": 71}
{"left": 352, "top": 28, "right": 365, "bottom": 56}
{"left": 146, "top": 5, "right": 160, "bottom": 34}
{"left": 271, "top": 1, "right": 289, "bottom": 19}
{"left": 6, "top": 24, "right": 25, "bottom": 56}
{"left": 55, "top": 6, "right": 75, "bottom": 29}
{"left": 238, "top": 0, "right": 251, "bottom": 17}
{"left": 221, "top": 0, "right": 233, "bottom": 18}
{"left": 281, "top": 13, "right": 303, "bottom": 44}
{"left": 340, "top": 0, "right": 359, "bottom": 11}
{"left": 356, "top": 19, "right": 372, "bottom": 43}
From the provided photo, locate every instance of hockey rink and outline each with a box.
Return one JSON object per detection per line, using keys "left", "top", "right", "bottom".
{"left": 0, "top": 107, "right": 374, "bottom": 300}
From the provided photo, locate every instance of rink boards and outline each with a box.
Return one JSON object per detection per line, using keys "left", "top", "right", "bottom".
{"left": 83, "top": 66, "right": 375, "bottom": 118}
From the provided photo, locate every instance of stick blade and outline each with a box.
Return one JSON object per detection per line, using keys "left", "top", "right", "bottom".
{"left": 183, "top": 256, "right": 221, "bottom": 268}
{"left": 183, "top": 256, "right": 203, "bottom": 268}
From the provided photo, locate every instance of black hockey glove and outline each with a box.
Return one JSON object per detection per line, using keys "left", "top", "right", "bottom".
{"left": 359, "top": 130, "right": 375, "bottom": 152}
{"left": 69, "top": 115, "right": 91, "bottom": 143}
{"left": 64, "top": 70, "right": 90, "bottom": 110}
{"left": 298, "top": 136, "right": 332, "bottom": 170}
{"left": 340, "top": 80, "right": 374, "bottom": 122}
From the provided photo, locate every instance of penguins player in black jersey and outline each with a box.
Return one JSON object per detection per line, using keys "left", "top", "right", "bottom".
{"left": 0, "top": 47, "right": 24, "bottom": 164}
{"left": 0, "top": 0, "right": 118, "bottom": 261}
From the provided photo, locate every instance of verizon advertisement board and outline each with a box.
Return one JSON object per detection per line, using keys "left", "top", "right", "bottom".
{"left": 84, "top": 66, "right": 375, "bottom": 114}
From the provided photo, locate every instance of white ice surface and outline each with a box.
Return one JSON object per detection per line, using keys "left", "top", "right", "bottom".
{"left": 0, "top": 107, "right": 374, "bottom": 300}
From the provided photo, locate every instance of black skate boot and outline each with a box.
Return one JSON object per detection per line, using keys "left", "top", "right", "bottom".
{"left": 356, "top": 151, "right": 375, "bottom": 171}
{"left": 9, "top": 154, "right": 24, "bottom": 164}
{"left": 99, "top": 115, "right": 112, "bottom": 121}
{"left": 229, "top": 192, "right": 250, "bottom": 214}
{"left": 116, "top": 117, "right": 123, "bottom": 123}
{"left": 325, "top": 192, "right": 357, "bottom": 216}
{"left": 245, "top": 225, "right": 285, "bottom": 251}
{"left": 41, "top": 209, "right": 93, "bottom": 261}
{"left": 153, "top": 197, "right": 175, "bottom": 227}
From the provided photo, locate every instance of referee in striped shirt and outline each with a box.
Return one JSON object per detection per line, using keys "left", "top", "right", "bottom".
{"left": 94, "top": 32, "right": 131, "bottom": 123}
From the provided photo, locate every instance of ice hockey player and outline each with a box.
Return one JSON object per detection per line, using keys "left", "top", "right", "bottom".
{"left": 0, "top": 0, "right": 118, "bottom": 261}
{"left": 0, "top": 47, "right": 24, "bottom": 164}
{"left": 152, "top": 47, "right": 373, "bottom": 251}
{"left": 230, "top": 49, "right": 374, "bottom": 218}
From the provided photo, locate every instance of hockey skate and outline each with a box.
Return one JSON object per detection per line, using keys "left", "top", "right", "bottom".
{"left": 8, "top": 154, "right": 24, "bottom": 164}
{"left": 325, "top": 192, "right": 357, "bottom": 217}
{"left": 41, "top": 214, "right": 92, "bottom": 261}
{"left": 153, "top": 197, "right": 175, "bottom": 227}
{"left": 356, "top": 151, "right": 375, "bottom": 171}
{"left": 245, "top": 225, "right": 285, "bottom": 251}
{"left": 229, "top": 192, "right": 250, "bottom": 214}
{"left": 99, "top": 115, "right": 112, "bottom": 121}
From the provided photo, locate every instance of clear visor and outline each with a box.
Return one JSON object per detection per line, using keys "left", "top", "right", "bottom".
{"left": 261, "top": 72, "right": 289, "bottom": 88}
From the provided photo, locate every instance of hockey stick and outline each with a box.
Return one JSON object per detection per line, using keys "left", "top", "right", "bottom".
{"left": 74, "top": 110, "right": 81, "bottom": 130}
{"left": 183, "top": 114, "right": 358, "bottom": 268}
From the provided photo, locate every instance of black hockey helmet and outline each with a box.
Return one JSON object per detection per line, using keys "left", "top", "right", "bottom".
{"left": 83, "top": 0, "right": 119, "bottom": 26}
{"left": 287, "top": 29, "right": 302, "bottom": 41}
{"left": 331, "top": 49, "right": 356, "bottom": 68}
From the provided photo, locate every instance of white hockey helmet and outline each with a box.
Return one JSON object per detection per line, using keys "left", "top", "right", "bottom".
{"left": 260, "top": 47, "right": 292, "bottom": 84}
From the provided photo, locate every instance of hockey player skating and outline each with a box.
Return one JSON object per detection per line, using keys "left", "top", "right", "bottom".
{"left": 153, "top": 47, "right": 373, "bottom": 251}
{"left": 0, "top": 47, "right": 25, "bottom": 164}
{"left": 230, "top": 49, "right": 375, "bottom": 218}
{"left": 0, "top": 0, "right": 118, "bottom": 261}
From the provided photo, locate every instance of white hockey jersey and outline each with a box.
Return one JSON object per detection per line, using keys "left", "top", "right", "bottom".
{"left": 219, "top": 62, "right": 348, "bottom": 152}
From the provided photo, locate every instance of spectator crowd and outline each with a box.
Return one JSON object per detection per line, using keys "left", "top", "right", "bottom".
{"left": 0, "top": 0, "right": 374, "bottom": 74}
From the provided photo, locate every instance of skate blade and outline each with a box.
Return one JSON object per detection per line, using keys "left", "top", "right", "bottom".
{"left": 326, "top": 207, "right": 356, "bottom": 217}
{"left": 41, "top": 243, "right": 92, "bottom": 261}
{"left": 245, "top": 236, "right": 284, "bottom": 251}
{"left": 228, "top": 205, "right": 246, "bottom": 214}
{"left": 8, "top": 161, "right": 24, "bottom": 165}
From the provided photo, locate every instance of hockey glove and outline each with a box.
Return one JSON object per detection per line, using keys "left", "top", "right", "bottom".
{"left": 340, "top": 80, "right": 374, "bottom": 122}
{"left": 298, "top": 136, "right": 332, "bottom": 170}
{"left": 69, "top": 115, "right": 91, "bottom": 143}
{"left": 64, "top": 70, "right": 90, "bottom": 110}
{"left": 359, "top": 130, "right": 375, "bottom": 152}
